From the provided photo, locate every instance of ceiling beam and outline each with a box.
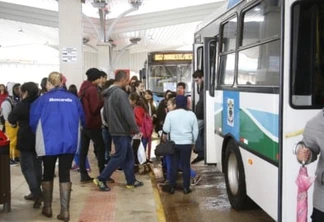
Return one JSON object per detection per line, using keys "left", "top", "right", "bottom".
{"left": 0, "top": 2, "right": 58, "bottom": 28}
{"left": 0, "top": 1, "right": 226, "bottom": 37}
{"left": 105, "top": 2, "right": 226, "bottom": 34}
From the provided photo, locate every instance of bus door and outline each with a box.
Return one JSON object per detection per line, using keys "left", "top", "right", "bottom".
{"left": 280, "top": 1, "right": 324, "bottom": 221}
{"left": 203, "top": 37, "right": 218, "bottom": 165}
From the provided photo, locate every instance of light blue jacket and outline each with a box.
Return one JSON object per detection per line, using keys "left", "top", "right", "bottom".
{"left": 163, "top": 109, "right": 198, "bottom": 145}
{"left": 30, "top": 87, "right": 85, "bottom": 156}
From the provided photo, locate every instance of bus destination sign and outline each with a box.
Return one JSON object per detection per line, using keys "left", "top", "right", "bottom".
{"left": 153, "top": 53, "right": 193, "bottom": 61}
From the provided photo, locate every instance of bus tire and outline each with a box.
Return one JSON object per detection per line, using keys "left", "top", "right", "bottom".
{"left": 224, "top": 139, "right": 248, "bottom": 210}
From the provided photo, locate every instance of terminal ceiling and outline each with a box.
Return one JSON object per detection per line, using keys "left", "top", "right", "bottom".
{"left": 0, "top": 0, "right": 226, "bottom": 58}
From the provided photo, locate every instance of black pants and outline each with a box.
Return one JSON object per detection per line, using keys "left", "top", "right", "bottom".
{"left": 42, "top": 154, "right": 74, "bottom": 183}
{"left": 132, "top": 139, "right": 140, "bottom": 165}
{"left": 311, "top": 208, "right": 324, "bottom": 222}
{"left": 79, "top": 128, "right": 105, "bottom": 175}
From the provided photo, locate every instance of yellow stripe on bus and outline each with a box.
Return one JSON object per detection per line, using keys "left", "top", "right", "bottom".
{"left": 284, "top": 129, "right": 304, "bottom": 138}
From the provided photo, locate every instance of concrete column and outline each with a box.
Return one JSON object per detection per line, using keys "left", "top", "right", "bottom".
{"left": 97, "top": 43, "right": 110, "bottom": 78}
{"left": 58, "top": 0, "right": 83, "bottom": 88}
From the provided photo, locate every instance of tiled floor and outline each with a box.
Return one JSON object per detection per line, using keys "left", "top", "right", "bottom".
{"left": 0, "top": 150, "right": 162, "bottom": 222}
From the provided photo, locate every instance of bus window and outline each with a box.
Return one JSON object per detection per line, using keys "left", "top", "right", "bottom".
{"left": 221, "top": 17, "right": 237, "bottom": 52}
{"left": 209, "top": 40, "right": 217, "bottom": 95}
{"left": 197, "top": 46, "right": 203, "bottom": 71}
{"left": 241, "top": 2, "right": 280, "bottom": 47}
{"left": 219, "top": 16, "right": 237, "bottom": 86}
{"left": 291, "top": 2, "right": 324, "bottom": 107}
{"left": 238, "top": 1, "right": 280, "bottom": 87}
{"left": 238, "top": 41, "right": 280, "bottom": 86}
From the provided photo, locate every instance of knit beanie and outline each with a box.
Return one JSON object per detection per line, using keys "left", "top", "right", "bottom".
{"left": 86, "top": 68, "right": 102, "bottom": 82}
{"left": 175, "top": 95, "right": 187, "bottom": 109}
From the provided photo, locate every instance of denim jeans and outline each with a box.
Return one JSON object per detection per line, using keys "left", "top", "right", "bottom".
{"left": 79, "top": 128, "right": 105, "bottom": 175}
{"left": 169, "top": 144, "right": 192, "bottom": 189}
{"left": 73, "top": 152, "right": 90, "bottom": 169}
{"left": 102, "top": 126, "right": 112, "bottom": 162}
{"left": 98, "top": 136, "right": 135, "bottom": 185}
{"left": 195, "top": 119, "right": 204, "bottom": 158}
{"left": 19, "top": 151, "right": 42, "bottom": 197}
{"left": 164, "top": 155, "right": 196, "bottom": 182}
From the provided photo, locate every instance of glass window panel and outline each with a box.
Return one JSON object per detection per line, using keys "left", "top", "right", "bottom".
{"left": 291, "top": 3, "right": 324, "bottom": 107}
{"left": 242, "top": 1, "right": 280, "bottom": 46}
{"left": 148, "top": 64, "right": 192, "bottom": 95}
{"left": 221, "top": 17, "right": 237, "bottom": 52}
{"left": 219, "top": 53, "right": 235, "bottom": 85}
{"left": 238, "top": 40, "right": 280, "bottom": 86}
{"left": 197, "top": 47, "right": 203, "bottom": 71}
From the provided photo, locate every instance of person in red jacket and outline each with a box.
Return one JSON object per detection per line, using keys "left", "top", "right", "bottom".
{"left": 78, "top": 68, "right": 106, "bottom": 183}
{"left": 129, "top": 92, "right": 151, "bottom": 172}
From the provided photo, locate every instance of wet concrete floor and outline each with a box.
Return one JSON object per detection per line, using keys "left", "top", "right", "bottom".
{"left": 151, "top": 160, "right": 275, "bottom": 222}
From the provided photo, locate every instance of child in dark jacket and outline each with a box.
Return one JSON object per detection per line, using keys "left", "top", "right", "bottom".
{"left": 8, "top": 82, "right": 42, "bottom": 208}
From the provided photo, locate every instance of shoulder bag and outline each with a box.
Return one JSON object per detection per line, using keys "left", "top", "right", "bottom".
{"left": 155, "top": 134, "right": 175, "bottom": 156}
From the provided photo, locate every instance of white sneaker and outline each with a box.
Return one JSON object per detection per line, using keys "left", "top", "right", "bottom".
{"left": 191, "top": 175, "right": 201, "bottom": 186}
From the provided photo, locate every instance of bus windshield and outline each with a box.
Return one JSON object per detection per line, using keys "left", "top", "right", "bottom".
{"left": 145, "top": 51, "right": 193, "bottom": 97}
{"left": 148, "top": 64, "right": 192, "bottom": 96}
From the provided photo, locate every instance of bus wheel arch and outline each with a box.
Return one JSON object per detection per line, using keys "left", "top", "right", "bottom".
{"left": 224, "top": 138, "right": 249, "bottom": 210}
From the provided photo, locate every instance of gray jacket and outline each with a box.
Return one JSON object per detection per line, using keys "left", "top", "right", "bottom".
{"left": 302, "top": 110, "right": 324, "bottom": 212}
{"left": 102, "top": 85, "right": 139, "bottom": 136}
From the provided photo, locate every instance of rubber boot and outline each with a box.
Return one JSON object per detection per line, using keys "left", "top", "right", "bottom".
{"left": 57, "top": 182, "right": 72, "bottom": 222}
{"left": 41, "top": 181, "right": 53, "bottom": 217}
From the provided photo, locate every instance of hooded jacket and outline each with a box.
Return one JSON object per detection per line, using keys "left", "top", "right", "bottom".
{"left": 1, "top": 83, "right": 21, "bottom": 121}
{"left": 30, "top": 87, "right": 85, "bottom": 156}
{"left": 79, "top": 80, "right": 103, "bottom": 129}
{"left": 102, "top": 85, "right": 139, "bottom": 136}
{"left": 302, "top": 110, "right": 324, "bottom": 213}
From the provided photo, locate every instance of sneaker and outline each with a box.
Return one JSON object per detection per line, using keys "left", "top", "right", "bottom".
{"left": 93, "top": 178, "right": 111, "bottom": 191}
{"left": 126, "top": 180, "right": 144, "bottom": 189}
{"left": 80, "top": 174, "right": 94, "bottom": 183}
{"left": 191, "top": 156, "right": 204, "bottom": 164}
{"left": 161, "top": 185, "right": 174, "bottom": 194}
{"left": 10, "top": 159, "right": 18, "bottom": 166}
{"left": 158, "top": 179, "right": 170, "bottom": 186}
{"left": 183, "top": 188, "right": 192, "bottom": 194}
{"left": 191, "top": 175, "right": 202, "bottom": 186}
{"left": 24, "top": 193, "right": 35, "bottom": 201}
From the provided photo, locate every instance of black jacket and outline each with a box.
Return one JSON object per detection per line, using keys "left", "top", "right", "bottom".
{"left": 8, "top": 97, "right": 37, "bottom": 152}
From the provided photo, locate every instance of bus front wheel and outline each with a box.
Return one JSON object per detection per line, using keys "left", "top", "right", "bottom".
{"left": 224, "top": 139, "right": 248, "bottom": 210}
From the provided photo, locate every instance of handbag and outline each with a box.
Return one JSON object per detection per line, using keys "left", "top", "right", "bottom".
{"left": 155, "top": 140, "right": 175, "bottom": 156}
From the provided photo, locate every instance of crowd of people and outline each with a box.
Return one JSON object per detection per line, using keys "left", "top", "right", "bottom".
{"left": 0, "top": 68, "right": 206, "bottom": 220}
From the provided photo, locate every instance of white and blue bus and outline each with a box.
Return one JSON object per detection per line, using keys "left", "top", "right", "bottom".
{"left": 193, "top": 0, "right": 323, "bottom": 221}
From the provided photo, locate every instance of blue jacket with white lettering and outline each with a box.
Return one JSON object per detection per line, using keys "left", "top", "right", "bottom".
{"left": 30, "top": 87, "right": 85, "bottom": 156}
